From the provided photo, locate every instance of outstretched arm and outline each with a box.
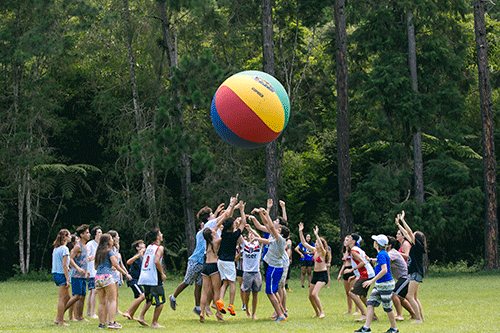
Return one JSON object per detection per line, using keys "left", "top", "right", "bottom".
{"left": 249, "top": 212, "right": 269, "bottom": 233}
{"left": 280, "top": 200, "right": 287, "bottom": 221}
{"left": 313, "top": 226, "right": 325, "bottom": 254}
{"left": 298, "top": 223, "right": 315, "bottom": 252}
{"left": 396, "top": 211, "right": 415, "bottom": 244}
{"left": 258, "top": 208, "right": 280, "bottom": 240}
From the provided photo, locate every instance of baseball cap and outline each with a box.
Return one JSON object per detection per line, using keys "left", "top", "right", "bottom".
{"left": 371, "top": 234, "right": 388, "bottom": 247}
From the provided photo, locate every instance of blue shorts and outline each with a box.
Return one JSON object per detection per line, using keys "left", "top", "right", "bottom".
{"left": 53, "top": 273, "right": 67, "bottom": 287}
{"left": 71, "top": 277, "right": 87, "bottom": 296}
{"left": 265, "top": 266, "right": 283, "bottom": 294}
{"left": 87, "top": 277, "right": 96, "bottom": 290}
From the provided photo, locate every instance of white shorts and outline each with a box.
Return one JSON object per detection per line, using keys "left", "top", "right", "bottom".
{"left": 217, "top": 260, "right": 236, "bottom": 282}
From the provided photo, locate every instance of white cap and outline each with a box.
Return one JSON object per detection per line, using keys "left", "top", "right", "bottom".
{"left": 371, "top": 234, "right": 388, "bottom": 247}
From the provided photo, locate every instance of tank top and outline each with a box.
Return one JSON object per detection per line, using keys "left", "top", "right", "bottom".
{"left": 71, "top": 242, "right": 88, "bottom": 278}
{"left": 350, "top": 246, "right": 375, "bottom": 279}
{"left": 138, "top": 244, "right": 162, "bottom": 286}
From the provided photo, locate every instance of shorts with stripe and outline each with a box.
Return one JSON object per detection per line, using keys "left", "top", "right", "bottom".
{"left": 265, "top": 266, "right": 283, "bottom": 294}
{"left": 128, "top": 281, "right": 144, "bottom": 298}
{"left": 367, "top": 280, "right": 395, "bottom": 312}
{"left": 393, "top": 277, "right": 409, "bottom": 299}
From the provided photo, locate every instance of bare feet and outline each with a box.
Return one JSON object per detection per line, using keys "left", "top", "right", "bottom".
{"left": 90, "top": 314, "right": 98, "bottom": 319}
{"left": 319, "top": 313, "right": 325, "bottom": 319}
{"left": 252, "top": 315, "right": 258, "bottom": 320}
{"left": 411, "top": 319, "right": 424, "bottom": 324}
{"left": 395, "top": 315, "right": 404, "bottom": 321}
{"left": 343, "top": 311, "right": 352, "bottom": 315}
{"left": 246, "top": 310, "right": 251, "bottom": 318}
{"left": 69, "top": 318, "right": 78, "bottom": 322}
{"left": 136, "top": 318, "right": 148, "bottom": 326}
{"left": 353, "top": 311, "right": 361, "bottom": 316}
{"left": 216, "top": 314, "right": 226, "bottom": 322}
{"left": 122, "top": 312, "right": 133, "bottom": 320}
{"left": 151, "top": 323, "right": 165, "bottom": 328}
{"left": 312, "top": 314, "right": 318, "bottom": 318}
{"left": 199, "top": 316, "right": 205, "bottom": 323}
{"left": 54, "top": 321, "right": 69, "bottom": 326}
{"left": 354, "top": 315, "right": 366, "bottom": 322}
{"left": 77, "top": 317, "right": 89, "bottom": 322}
{"left": 205, "top": 306, "right": 213, "bottom": 317}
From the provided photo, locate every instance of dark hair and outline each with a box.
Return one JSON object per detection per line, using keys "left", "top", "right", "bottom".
{"left": 319, "top": 237, "right": 329, "bottom": 263}
{"left": 222, "top": 217, "right": 235, "bottom": 232}
{"left": 387, "top": 236, "right": 399, "bottom": 249}
{"left": 203, "top": 228, "right": 214, "bottom": 252}
{"left": 197, "top": 206, "right": 212, "bottom": 223}
{"left": 91, "top": 226, "right": 102, "bottom": 239}
{"left": 108, "top": 230, "right": 118, "bottom": 238}
{"left": 67, "top": 234, "right": 78, "bottom": 251}
{"left": 415, "top": 231, "right": 427, "bottom": 253}
{"left": 53, "top": 229, "right": 70, "bottom": 248}
{"left": 196, "top": 222, "right": 204, "bottom": 231}
{"left": 95, "top": 233, "right": 113, "bottom": 268}
{"left": 75, "top": 224, "right": 90, "bottom": 237}
{"left": 277, "top": 216, "right": 288, "bottom": 227}
{"left": 280, "top": 226, "right": 290, "bottom": 239}
{"left": 131, "top": 240, "right": 144, "bottom": 251}
{"left": 145, "top": 228, "right": 160, "bottom": 244}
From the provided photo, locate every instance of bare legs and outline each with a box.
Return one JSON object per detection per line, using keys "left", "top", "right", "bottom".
{"left": 200, "top": 273, "right": 224, "bottom": 322}
{"left": 97, "top": 283, "right": 117, "bottom": 326}
{"left": 308, "top": 281, "right": 326, "bottom": 318}
{"left": 55, "top": 284, "right": 70, "bottom": 326}
{"left": 407, "top": 280, "right": 424, "bottom": 323}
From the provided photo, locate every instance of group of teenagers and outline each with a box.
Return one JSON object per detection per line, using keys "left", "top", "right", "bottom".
{"left": 51, "top": 193, "right": 427, "bottom": 332}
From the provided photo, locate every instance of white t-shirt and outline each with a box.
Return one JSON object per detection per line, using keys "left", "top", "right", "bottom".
{"left": 264, "top": 235, "right": 286, "bottom": 268}
{"left": 138, "top": 244, "right": 161, "bottom": 286}
{"left": 86, "top": 240, "right": 98, "bottom": 278}
{"left": 242, "top": 240, "right": 262, "bottom": 273}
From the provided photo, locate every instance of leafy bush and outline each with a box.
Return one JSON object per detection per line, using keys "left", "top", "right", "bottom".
{"left": 9, "top": 266, "right": 53, "bottom": 282}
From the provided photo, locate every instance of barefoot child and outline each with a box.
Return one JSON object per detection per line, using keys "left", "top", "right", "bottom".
{"left": 123, "top": 240, "right": 146, "bottom": 320}
{"left": 52, "top": 229, "right": 71, "bottom": 326}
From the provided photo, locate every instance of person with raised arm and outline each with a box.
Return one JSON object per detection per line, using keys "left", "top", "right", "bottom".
{"left": 298, "top": 223, "right": 329, "bottom": 319}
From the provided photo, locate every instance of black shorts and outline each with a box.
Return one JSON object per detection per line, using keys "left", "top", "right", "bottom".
{"left": 286, "top": 266, "right": 291, "bottom": 280}
{"left": 393, "top": 277, "right": 409, "bottom": 299}
{"left": 142, "top": 285, "right": 165, "bottom": 306}
{"left": 237, "top": 269, "right": 243, "bottom": 277}
{"left": 351, "top": 278, "right": 370, "bottom": 298}
{"left": 201, "top": 262, "right": 218, "bottom": 276}
{"left": 129, "top": 282, "right": 144, "bottom": 299}
{"left": 343, "top": 270, "right": 355, "bottom": 281}
{"left": 311, "top": 270, "right": 329, "bottom": 285}
{"left": 300, "top": 260, "right": 314, "bottom": 267}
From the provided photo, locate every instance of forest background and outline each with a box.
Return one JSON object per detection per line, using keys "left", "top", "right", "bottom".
{"left": 1, "top": 0, "right": 499, "bottom": 279}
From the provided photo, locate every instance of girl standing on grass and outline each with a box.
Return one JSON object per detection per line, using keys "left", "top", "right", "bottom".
{"left": 338, "top": 245, "right": 361, "bottom": 315}
{"left": 94, "top": 233, "right": 132, "bottom": 329}
{"left": 395, "top": 211, "right": 427, "bottom": 323}
{"left": 52, "top": 229, "right": 71, "bottom": 326}
{"left": 298, "top": 223, "right": 329, "bottom": 319}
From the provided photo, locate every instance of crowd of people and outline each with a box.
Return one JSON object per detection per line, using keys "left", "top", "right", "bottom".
{"left": 51, "top": 195, "right": 427, "bottom": 332}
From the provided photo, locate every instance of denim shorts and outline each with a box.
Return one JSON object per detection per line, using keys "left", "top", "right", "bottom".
{"left": 53, "top": 273, "right": 67, "bottom": 287}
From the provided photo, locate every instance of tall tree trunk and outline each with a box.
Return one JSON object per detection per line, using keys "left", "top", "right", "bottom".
{"left": 157, "top": 1, "right": 195, "bottom": 255}
{"left": 17, "top": 169, "right": 26, "bottom": 274}
{"left": 407, "top": 12, "right": 424, "bottom": 204}
{"left": 262, "top": 0, "right": 279, "bottom": 219}
{"left": 122, "top": 0, "right": 158, "bottom": 226}
{"left": 473, "top": 0, "right": 499, "bottom": 269}
{"left": 25, "top": 169, "right": 32, "bottom": 273}
{"left": 334, "top": 0, "right": 353, "bottom": 242}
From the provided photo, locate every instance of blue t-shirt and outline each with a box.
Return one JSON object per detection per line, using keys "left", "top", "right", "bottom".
{"left": 189, "top": 228, "right": 206, "bottom": 264}
{"left": 96, "top": 250, "right": 118, "bottom": 275}
{"left": 298, "top": 242, "right": 314, "bottom": 261}
{"left": 375, "top": 250, "right": 393, "bottom": 283}
{"left": 52, "top": 246, "right": 70, "bottom": 274}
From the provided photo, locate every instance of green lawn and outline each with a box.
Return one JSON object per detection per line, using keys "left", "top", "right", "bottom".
{"left": 0, "top": 271, "right": 499, "bottom": 332}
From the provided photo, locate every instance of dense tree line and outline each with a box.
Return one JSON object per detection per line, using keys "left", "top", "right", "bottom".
{"left": 0, "top": 0, "right": 499, "bottom": 278}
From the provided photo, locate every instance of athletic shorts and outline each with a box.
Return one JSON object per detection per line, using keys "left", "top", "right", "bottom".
{"left": 279, "top": 265, "right": 289, "bottom": 288}
{"left": 311, "top": 270, "right": 329, "bottom": 285}
{"left": 217, "top": 260, "right": 236, "bottom": 282}
{"left": 237, "top": 269, "right": 244, "bottom": 277}
{"left": 129, "top": 282, "right": 145, "bottom": 299}
{"left": 95, "top": 274, "right": 115, "bottom": 290}
{"left": 183, "top": 260, "right": 203, "bottom": 286}
{"left": 300, "top": 260, "right": 314, "bottom": 267}
{"left": 343, "top": 270, "right": 355, "bottom": 281}
{"left": 286, "top": 265, "right": 291, "bottom": 280}
{"left": 143, "top": 285, "right": 165, "bottom": 306}
{"left": 53, "top": 273, "right": 67, "bottom": 287}
{"left": 71, "top": 277, "right": 87, "bottom": 296}
{"left": 367, "top": 280, "right": 395, "bottom": 312}
{"left": 265, "top": 266, "right": 283, "bottom": 294}
{"left": 87, "top": 277, "right": 96, "bottom": 290}
{"left": 201, "top": 262, "right": 219, "bottom": 276}
{"left": 410, "top": 272, "right": 423, "bottom": 283}
{"left": 241, "top": 271, "right": 262, "bottom": 292}
{"left": 393, "top": 278, "right": 409, "bottom": 299}
{"left": 351, "top": 278, "right": 370, "bottom": 298}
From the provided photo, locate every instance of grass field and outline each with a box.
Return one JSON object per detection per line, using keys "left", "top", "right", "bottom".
{"left": 0, "top": 271, "right": 499, "bottom": 332}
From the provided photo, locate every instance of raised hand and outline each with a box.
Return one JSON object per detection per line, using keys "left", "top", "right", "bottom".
{"left": 298, "top": 222, "right": 304, "bottom": 232}
{"left": 267, "top": 199, "right": 273, "bottom": 210}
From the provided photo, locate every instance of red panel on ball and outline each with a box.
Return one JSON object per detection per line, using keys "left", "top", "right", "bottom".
{"left": 215, "top": 85, "right": 280, "bottom": 143}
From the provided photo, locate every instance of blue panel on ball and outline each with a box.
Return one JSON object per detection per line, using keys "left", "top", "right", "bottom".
{"left": 211, "top": 95, "right": 267, "bottom": 149}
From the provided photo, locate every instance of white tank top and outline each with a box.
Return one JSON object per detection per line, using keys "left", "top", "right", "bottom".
{"left": 350, "top": 246, "right": 375, "bottom": 279}
{"left": 138, "top": 244, "right": 161, "bottom": 286}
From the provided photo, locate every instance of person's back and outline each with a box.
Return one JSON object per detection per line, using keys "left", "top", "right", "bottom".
{"left": 264, "top": 234, "right": 285, "bottom": 268}
{"left": 138, "top": 243, "right": 161, "bottom": 286}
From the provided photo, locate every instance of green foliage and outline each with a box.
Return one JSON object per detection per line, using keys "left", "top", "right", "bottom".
{"left": 9, "top": 266, "right": 52, "bottom": 282}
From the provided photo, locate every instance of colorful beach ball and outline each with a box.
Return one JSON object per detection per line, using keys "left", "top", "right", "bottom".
{"left": 211, "top": 70, "right": 290, "bottom": 148}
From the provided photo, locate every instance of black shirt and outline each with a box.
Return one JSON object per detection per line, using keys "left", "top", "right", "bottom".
{"left": 218, "top": 229, "right": 242, "bottom": 261}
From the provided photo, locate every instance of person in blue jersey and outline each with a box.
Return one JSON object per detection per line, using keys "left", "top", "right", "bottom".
{"left": 295, "top": 232, "right": 314, "bottom": 288}
{"left": 94, "top": 233, "right": 132, "bottom": 329}
{"left": 123, "top": 240, "right": 146, "bottom": 320}
{"left": 136, "top": 228, "right": 167, "bottom": 328}
{"left": 52, "top": 229, "right": 71, "bottom": 326}
{"left": 354, "top": 234, "right": 398, "bottom": 333}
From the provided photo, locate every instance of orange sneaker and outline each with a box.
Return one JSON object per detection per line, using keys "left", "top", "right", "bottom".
{"left": 215, "top": 299, "right": 226, "bottom": 314}
{"left": 227, "top": 304, "right": 235, "bottom": 316}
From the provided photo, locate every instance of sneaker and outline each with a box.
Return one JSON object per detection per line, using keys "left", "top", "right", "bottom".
{"left": 215, "top": 299, "right": 226, "bottom": 314}
{"left": 354, "top": 326, "right": 371, "bottom": 332}
{"left": 227, "top": 304, "right": 236, "bottom": 316}
{"left": 385, "top": 329, "right": 399, "bottom": 333}
{"left": 242, "top": 304, "right": 246, "bottom": 311}
{"left": 107, "top": 322, "right": 122, "bottom": 329}
{"left": 192, "top": 307, "right": 201, "bottom": 316}
{"left": 98, "top": 323, "right": 106, "bottom": 329}
{"left": 169, "top": 295, "right": 177, "bottom": 310}
{"left": 275, "top": 316, "right": 287, "bottom": 322}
